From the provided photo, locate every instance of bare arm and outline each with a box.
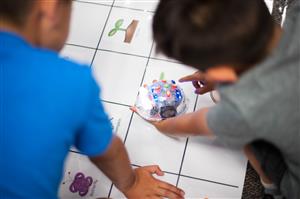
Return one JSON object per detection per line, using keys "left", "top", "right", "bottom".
{"left": 89, "top": 136, "right": 185, "bottom": 199}
{"left": 89, "top": 136, "right": 135, "bottom": 192}
{"left": 152, "top": 108, "right": 214, "bottom": 137}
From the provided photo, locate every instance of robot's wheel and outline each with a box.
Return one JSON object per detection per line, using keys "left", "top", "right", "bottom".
{"left": 150, "top": 106, "right": 159, "bottom": 116}
{"left": 160, "top": 106, "right": 177, "bottom": 119}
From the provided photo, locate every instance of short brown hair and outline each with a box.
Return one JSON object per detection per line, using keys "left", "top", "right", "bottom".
{"left": 0, "top": 0, "right": 71, "bottom": 26}
{"left": 153, "top": 0, "right": 275, "bottom": 70}
{"left": 0, "top": 0, "right": 34, "bottom": 26}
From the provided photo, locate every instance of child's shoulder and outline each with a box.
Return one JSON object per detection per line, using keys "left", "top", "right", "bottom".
{"left": 34, "top": 47, "right": 89, "bottom": 70}
{"left": 31, "top": 47, "right": 93, "bottom": 81}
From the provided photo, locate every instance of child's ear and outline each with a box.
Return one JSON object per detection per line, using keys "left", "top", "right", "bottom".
{"left": 205, "top": 66, "right": 238, "bottom": 83}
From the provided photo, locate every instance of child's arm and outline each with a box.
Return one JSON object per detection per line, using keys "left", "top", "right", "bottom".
{"left": 90, "top": 136, "right": 185, "bottom": 199}
{"left": 151, "top": 108, "right": 214, "bottom": 137}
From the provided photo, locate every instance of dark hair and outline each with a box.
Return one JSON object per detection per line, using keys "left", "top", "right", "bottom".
{"left": 153, "top": 0, "right": 275, "bottom": 70}
{"left": 0, "top": 0, "right": 71, "bottom": 26}
{"left": 0, "top": 0, "right": 35, "bottom": 26}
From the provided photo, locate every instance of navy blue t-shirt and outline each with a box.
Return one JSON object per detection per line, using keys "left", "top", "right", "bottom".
{"left": 0, "top": 31, "right": 113, "bottom": 199}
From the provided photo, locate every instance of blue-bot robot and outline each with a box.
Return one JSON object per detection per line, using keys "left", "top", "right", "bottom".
{"left": 135, "top": 80, "right": 188, "bottom": 121}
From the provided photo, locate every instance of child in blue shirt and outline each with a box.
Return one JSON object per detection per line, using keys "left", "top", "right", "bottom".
{"left": 0, "top": 0, "right": 184, "bottom": 199}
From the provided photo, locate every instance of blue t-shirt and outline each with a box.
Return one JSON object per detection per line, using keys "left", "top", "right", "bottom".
{"left": 0, "top": 31, "right": 113, "bottom": 199}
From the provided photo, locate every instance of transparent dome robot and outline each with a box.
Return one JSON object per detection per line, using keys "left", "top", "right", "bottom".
{"left": 135, "top": 79, "right": 188, "bottom": 121}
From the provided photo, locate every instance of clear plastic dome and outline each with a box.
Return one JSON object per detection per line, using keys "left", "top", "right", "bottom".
{"left": 135, "top": 80, "right": 188, "bottom": 121}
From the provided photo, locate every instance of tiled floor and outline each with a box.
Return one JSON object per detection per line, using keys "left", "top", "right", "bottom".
{"left": 59, "top": 0, "right": 274, "bottom": 198}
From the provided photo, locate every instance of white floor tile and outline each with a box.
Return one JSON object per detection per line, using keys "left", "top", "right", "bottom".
{"left": 59, "top": 152, "right": 112, "bottom": 199}
{"left": 92, "top": 51, "right": 147, "bottom": 105}
{"left": 60, "top": 45, "right": 95, "bottom": 66}
{"left": 62, "top": 1, "right": 249, "bottom": 197}
{"left": 181, "top": 137, "right": 247, "bottom": 187}
{"left": 125, "top": 114, "right": 187, "bottom": 173}
{"left": 150, "top": 45, "right": 179, "bottom": 63}
{"left": 99, "top": 7, "right": 154, "bottom": 57}
{"left": 265, "top": 0, "right": 274, "bottom": 13}
{"left": 196, "top": 92, "right": 216, "bottom": 110}
{"left": 102, "top": 102, "right": 133, "bottom": 140}
{"left": 77, "top": 0, "right": 114, "bottom": 6}
{"left": 114, "top": 0, "right": 158, "bottom": 12}
{"left": 67, "top": 1, "right": 110, "bottom": 48}
{"left": 143, "top": 59, "right": 198, "bottom": 113}
{"left": 110, "top": 170, "right": 178, "bottom": 199}
{"left": 178, "top": 176, "right": 243, "bottom": 199}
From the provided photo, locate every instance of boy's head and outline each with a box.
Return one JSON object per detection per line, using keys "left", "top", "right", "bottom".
{"left": 153, "top": 0, "right": 276, "bottom": 74}
{"left": 0, "top": 0, "right": 72, "bottom": 51}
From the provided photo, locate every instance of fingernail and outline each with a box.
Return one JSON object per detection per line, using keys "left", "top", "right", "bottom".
{"left": 181, "top": 191, "right": 185, "bottom": 196}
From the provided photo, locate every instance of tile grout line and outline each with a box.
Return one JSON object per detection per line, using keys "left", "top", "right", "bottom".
{"left": 123, "top": 41, "right": 155, "bottom": 144}
{"left": 74, "top": 0, "right": 155, "bottom": 13}
{"left": 89, "top": 0, "right": 115, "bottom": 68}
{"left": 176, "top": 95, "right": 199, "bottom": 187}
{"left": 62, "top": 0, "right": 245, "bottom": 196}
{"left": 176, "top": 138, "right": 189, "bottom": 187}
{"left": 180, "top": 174, "right": 239, "bottom": 189}
{"left": 149, "top": 56, "right": 180, "bottom": 64}
{"left": 124, "top": 41, "right": 154, "bottom": 144}
{"left": 107, "top": 183, "right": 114, "bottom": 199}
{"left": 69, "top": 150, "right": 239, "bottom": 189}
{"left": 65, "top": 43, "right": 96, "bottom": 50}
{"left": 131, "top": 164, "right": 179, "bottom": 176}
{"left": 66, "top": 46, "right": 242, "bottom": 192}
{"left": 101, "top": 99, "right": 131, "bottom": 108}
{"left": 74, "top": 0, "right": 112, "bottom": 7}
{"left": 97, "top": 48, "right": 148, "bottom": 59}
{"left": 105, "top": 5, "right": 137, "bottom": 191}
{"left": 69, "top": 0, "right": 242, "bottom": 193}
{"left": 85, "top": 0, "right": 117, "bottom": 197}
{"left": 122, "top": 112, "right": 134, "bottom": 144}
{"left": 65, "top": 42, "right": 148, "bottom": 59}
{"left": 177, "top": 94, "right": 240, "bottom": 189}
{"left": 65, "top": 42, "right": 180, "bottom": 64}
{"left": 141, "top": 42, "right": 155, "bottom": 85}
{"left": 113, "top": 42, "right": 154, "bottom": 195}
{"left": 107, "top": 111, "right": 134, "bottom": 197}
{"left": 133, "top": 161, "right": 239, "bottom": 188}
{"left": 112, "top": 4, "right": 155, "bottom": 13}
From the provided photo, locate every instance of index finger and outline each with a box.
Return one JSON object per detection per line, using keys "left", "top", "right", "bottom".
{"left": 179, "top": 72, "right": 203, "bottom": 82}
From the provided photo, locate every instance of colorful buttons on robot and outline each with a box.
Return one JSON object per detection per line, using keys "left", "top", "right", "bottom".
{"left": 166, "top": 91, "right": 171, "bottom": 97}
{"left": 164, "top": 84, "right": 170, "bottom": 88}
{"left": 153, "top": 94, "right": 158, "bottom": 100}
{"left": 135, "top": 79, "right": 187, "bottom": 121}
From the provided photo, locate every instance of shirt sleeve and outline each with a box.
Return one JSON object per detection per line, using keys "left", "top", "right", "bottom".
{"left": 207, "top": 98, "right": 256, "bottom": 149}
{"left": 75, "top": 76, "right": 113, "bottom": 156}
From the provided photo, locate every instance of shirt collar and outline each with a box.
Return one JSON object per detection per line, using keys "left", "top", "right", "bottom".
{"left": 0, "top": 30, "right": 30, "bottom": 48}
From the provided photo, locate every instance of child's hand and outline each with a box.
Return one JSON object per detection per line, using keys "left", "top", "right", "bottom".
{"left": 123, "top": 165, "right": 185, "bottom": 199}
{"left": 130, "top": 107, "right": 182, "bottom": 138}
{"left": 179, "top": 71, "right": 215, "bottom": 95}
{"left": 130, "top": 107, "right": 168, "bottom": 132}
